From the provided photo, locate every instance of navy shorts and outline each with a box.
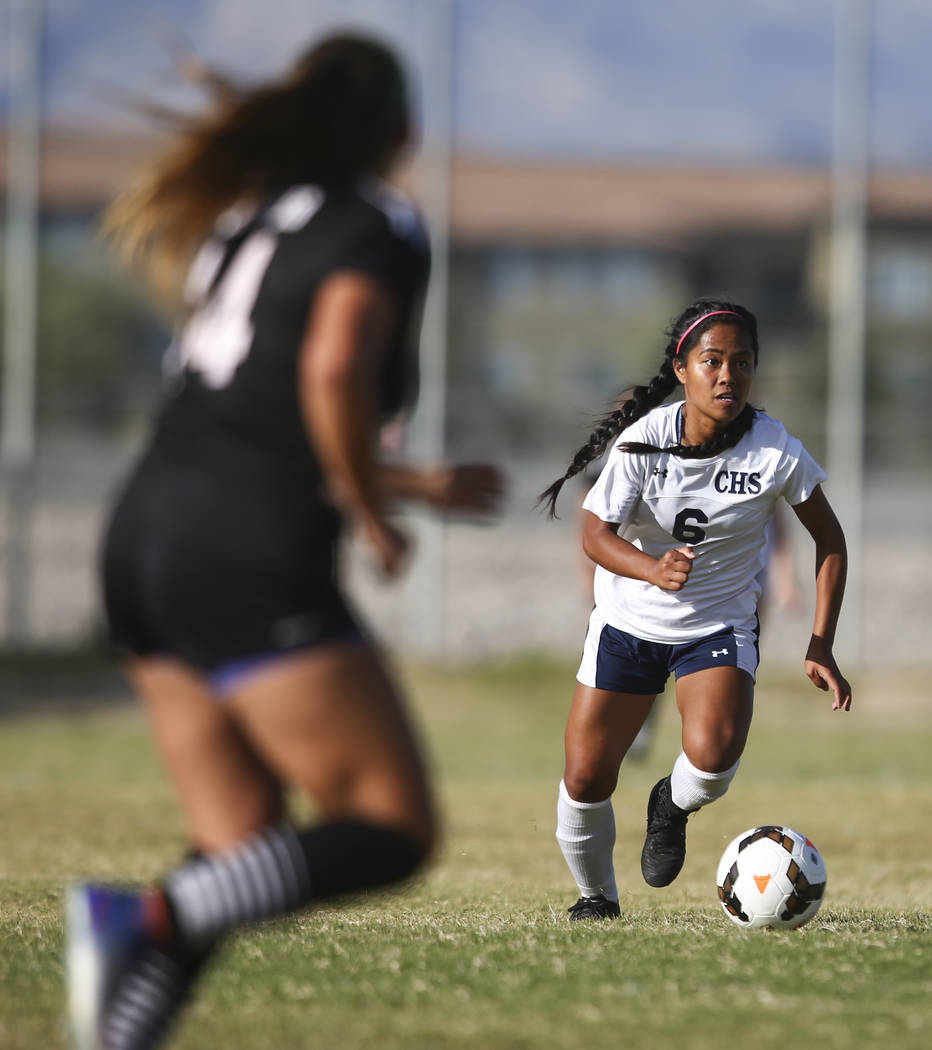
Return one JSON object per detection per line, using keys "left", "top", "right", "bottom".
{"left": 577, "top": 609, "right": 760, "bottom": 694}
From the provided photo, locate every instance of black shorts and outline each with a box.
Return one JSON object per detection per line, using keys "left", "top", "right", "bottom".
{"left": 101, "top": 457, "right": 362, "bottom": 684}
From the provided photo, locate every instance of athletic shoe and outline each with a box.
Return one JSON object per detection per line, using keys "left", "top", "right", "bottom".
{"left": 640, "top": 776, "right": 691, "bottom": 887}
{"left": 66, "top": 882, "right": 211, "bottom": 1050}
{"left": 66, "top": 884, "right": 149, "bottom": 1050}
{"left": 102, "top": 942, "right": 210, "bottom": 1050}
{"left": 567, "top": 894, "right": 621, "bottom": 921}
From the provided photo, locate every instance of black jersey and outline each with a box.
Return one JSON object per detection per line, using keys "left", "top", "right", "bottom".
{"left": 154, "top": 178, "right": 430, "bottom": 484}
{"left": 101, "top": 179, "right": 430, "bottom": 673}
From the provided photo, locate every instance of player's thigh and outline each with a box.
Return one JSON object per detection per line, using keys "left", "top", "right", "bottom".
{"left": 226, "top": 642, "right": 435, "bottom": 849}
{"left": 130, "top": 657, "right": 285, "bottom": 852}
{"left": 674, "top": 666, "right": 754, "bottom": 771}
{"left": 563, "top": 681, "right": 657, "bottom": 801}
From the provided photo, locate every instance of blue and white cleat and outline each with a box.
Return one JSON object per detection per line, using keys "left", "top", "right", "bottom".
{"left": 65, "top": 884, "right": 148, "bottom": 1050}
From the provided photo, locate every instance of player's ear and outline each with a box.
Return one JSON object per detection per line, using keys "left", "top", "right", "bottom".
{"left": 673, "top": 355, "right": 687, "bottom": 385}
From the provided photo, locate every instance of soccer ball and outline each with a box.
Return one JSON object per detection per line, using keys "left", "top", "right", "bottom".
{"left": 716, "top": 825, "right": 827, "bottom": 930}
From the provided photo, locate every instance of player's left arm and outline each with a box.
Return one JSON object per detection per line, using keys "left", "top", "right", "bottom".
{"left": 790, "top": 485, "right": 852, "bottom": 711}
{"left": 377, "top": 462, "right": 504, "bottom": 518}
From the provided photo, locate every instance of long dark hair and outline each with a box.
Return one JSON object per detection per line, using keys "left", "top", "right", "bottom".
{"left": 103, "top": 33, "right": 410, "bottom": 297}
{"left": 538, "top": 298, "right": 760, "bottom": 517}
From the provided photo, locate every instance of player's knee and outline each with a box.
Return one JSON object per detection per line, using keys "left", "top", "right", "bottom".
{"left": 313, "top": 818, "right": 432, "bottom": 896}
{"left": 562, "top": 767, "right": 617, "bottom": 804}
{"left": 409, "top": 809, "right": 438, "bottom": 868}
{"left": 379, "top": 822, "right": 433, "bottom": 887}
{"left": 382, "top": 788, "right": 438, "bottom": 868}
{"left": 683, "top": 723, "right": 747, "bottom": 772}
{"left": 685, "top": 743, "right": 743, "bottom": 773}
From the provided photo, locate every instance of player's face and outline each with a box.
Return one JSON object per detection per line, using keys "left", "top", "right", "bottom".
{"left": 673, "top": 323, "right": 755, "bottom": 432}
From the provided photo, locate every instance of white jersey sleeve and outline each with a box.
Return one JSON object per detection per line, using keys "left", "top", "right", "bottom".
{"left": 581, "top": 434, "right": 648, "bottom": 526}
{"left": 774, "top": 434, "right": 826, "bottom": 506}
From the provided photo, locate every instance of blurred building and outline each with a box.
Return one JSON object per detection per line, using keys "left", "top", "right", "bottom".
{"left": 2, "top": 127, "right": 931, "bottom": 660}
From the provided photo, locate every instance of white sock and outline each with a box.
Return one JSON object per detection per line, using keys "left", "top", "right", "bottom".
{"left": 555, "top": 780, "right": 618, "bottom": 902}
{"left": 669, "top": 752, "right": 739, "bottom": 812}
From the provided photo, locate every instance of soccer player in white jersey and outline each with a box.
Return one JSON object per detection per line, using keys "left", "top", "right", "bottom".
{"left": 539, "top": 298, "right": 851, "bottom": 920}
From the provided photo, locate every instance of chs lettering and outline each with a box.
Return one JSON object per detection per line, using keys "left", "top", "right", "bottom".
{"left": 714, "top": 470, "right": 761, "bottom": 495}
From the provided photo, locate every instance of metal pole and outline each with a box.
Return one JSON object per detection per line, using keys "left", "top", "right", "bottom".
{"left": 2, "top": 0, "right": 43, "bottom": 644}
{"left": 404, "top": 0, "right": 453, "bottom": 657}
{"left": 826, "top": 0, "right": 870, "bottom": 665}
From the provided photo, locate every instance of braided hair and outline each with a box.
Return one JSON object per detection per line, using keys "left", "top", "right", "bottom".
{"left": 538, "top": 298, "right": 760, "bottom": 517}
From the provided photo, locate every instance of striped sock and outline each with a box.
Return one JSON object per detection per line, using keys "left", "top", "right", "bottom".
{"left": 166, "top": 822, "right": 309, "bottom": 949}
{"left": 164, "top": 819, "right": 422, "bottom": 951}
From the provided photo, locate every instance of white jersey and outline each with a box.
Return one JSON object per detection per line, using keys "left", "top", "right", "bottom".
{"left": 582, "top": 402, "right": 826, "bottom": 643}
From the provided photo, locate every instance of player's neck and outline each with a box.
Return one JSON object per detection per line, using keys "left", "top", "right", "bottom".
{"left": 679, "top": 404, "right": 728, "bottom": 448}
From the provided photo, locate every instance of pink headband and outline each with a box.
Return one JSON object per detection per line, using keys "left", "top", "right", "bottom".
{"left": 674, "top": 310, "right": 741, "bottom": 356}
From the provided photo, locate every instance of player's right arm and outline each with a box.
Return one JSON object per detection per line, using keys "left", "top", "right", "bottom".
{"left": 581, "top": 510, "right": 695, "bottom": 591}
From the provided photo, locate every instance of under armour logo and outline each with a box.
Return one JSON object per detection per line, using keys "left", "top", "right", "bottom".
{"left": 652, "top": 468, "right": 668, "bottom": 478}
{"left": 712, "top": 648, "right": 729, "bottom": 657}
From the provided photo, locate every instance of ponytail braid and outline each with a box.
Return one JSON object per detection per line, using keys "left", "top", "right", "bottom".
{"left": 619, "top": 402, "right": 758, "bottom": 458}
{"left": 538, "top": 297, "right": 760, "bottom": 518}
{"left": 537, "top": 358, "right": 678, "bottom": 517}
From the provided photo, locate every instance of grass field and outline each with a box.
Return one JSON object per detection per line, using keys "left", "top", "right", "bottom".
{"left": 1, "top": 655, "right": 931, "bottom": 1049}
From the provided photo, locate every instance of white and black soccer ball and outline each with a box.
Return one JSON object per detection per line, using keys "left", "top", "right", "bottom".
{"left": 716, "top": 825, "right": 827, "bottom": 930}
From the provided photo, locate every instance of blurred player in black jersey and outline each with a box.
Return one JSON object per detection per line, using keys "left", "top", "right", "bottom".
{"left": 65, "top": 33, "right": 503, "bottom": 1050}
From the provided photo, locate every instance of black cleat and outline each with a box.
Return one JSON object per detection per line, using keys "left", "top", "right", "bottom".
{"left": 567, "top": 894, "right": 621, "bottom": 921}
{"left": 640, "top": 776, "right": 692, "bottom": 887}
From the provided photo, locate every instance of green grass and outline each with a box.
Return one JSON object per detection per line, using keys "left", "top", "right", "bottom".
{"left": 2, "top": 655, "right": 931, "bottom": 1049}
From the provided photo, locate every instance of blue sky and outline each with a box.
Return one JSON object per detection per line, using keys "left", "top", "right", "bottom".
{"left": 8, "top": 0, "right": 932, "bottom": 168}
